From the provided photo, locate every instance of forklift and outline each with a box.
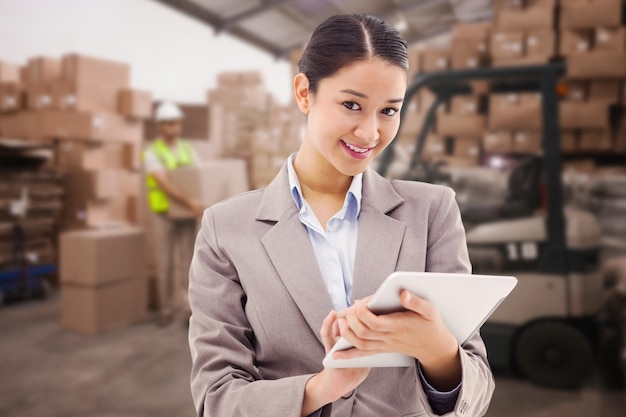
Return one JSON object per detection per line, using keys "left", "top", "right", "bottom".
{"left": 377, "top": 62, "right": 625, "bottom": 390}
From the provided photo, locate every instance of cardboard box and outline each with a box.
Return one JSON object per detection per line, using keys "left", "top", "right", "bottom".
{"left": 450, "top": 96, "right": 482, "bottom": 115}
{"left": 559, "top": 101, "right": 611, "bottom": 128}
{"left": 595, "top": 27, "right": 626, "bottom": 52}
{"left": 453, "top": 137, "right": 482, "bottom": 158}
{"left": 559, "top": 30, "right": 593, "bottom": 56}
{"left": 423, "top": 135, "right": 447, "bottom": 158}
{"left": 578, "top": 129, "right": 613, "bottom": 151}
{"left": 56, "top": 141, "right": 137, "bottom": 170}
{"left": 0, "top": 61, "right": 21, "bottom": 83}
{"left": 25, "top": 56, "right": 61, "bottom": 86}
{"left": 166, "top": 160, "right": 250, "bottom": 219}
{"left": 588, "top": 80, "right": 622, "bottom": 103}
{"left": 483, "top": 131, "right": 514, "bottom": 153}
{"left": 513, "top": 131, "right": 542, "bottom": 153}
{"left": 118, "top": 88, "right": 152, "bottom": 119}
{"left": 61, "top": 53, "right": 130, "bottom": 90}
{"left": 614, "top": 129, "right": 626, "bottom": 151}
{"left": 51, "top": 81, "right": 120, "bottom": 114}
{"left": 493, "top": 0, "right": 527, "bottom": 10}
{"left": 436, "top": 114, "right": 487, "bottom": 137}
{"left": 0, "top": 82, "right": 24, "bottom": 113}
{"left": 26, "top": 84, "right": 53, "bottom": 110}
{"left": 408, "top": 49, "right": 422, "bottom": 76}
{"left": 450, "top": 47, "right": 486, "bottom": 70}
{"left": 495, "top": 0, "right": 556, "bottom": 31}
{"left": 525, "top": 31, "right": 555, "bottom": 58}
{"left": 560, "top": 0, "right": 623, "bottom": 30}
{"left": 560, "top": 130, "right": 578, "bottom": 152}
{"left": 488, "top": 93, "right": 542, "bottom": 130}
{"left": 566, "top": 52, "right": 626, "bottom": 79}
{"left": 34, "top": 110, "right": 143, "bottom": 143}
{"left": 560, "top": 80, "right": 587, "bottom": 101}
{"left": 490, "top": 32, "right": 525, "bottom": 60}
{"left": 63, "top": 168, "right": 124, "bottom": 202}
{"left": 60, "top": 276, "right": 148, "bottom": 335}
{"left": 451, "top": 21, "right": 492, "bottom": 42}
{"left": 59, "top": 227, "right": 145, "bottom": 286}
{"left": 420, "top": 48, "right": 450, "bottom": 72}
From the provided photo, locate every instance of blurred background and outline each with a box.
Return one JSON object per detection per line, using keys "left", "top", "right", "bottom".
{"left": 1, "top": 0, "right": 626, "bottom": 416}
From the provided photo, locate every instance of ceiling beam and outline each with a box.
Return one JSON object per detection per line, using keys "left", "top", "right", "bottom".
{"left": 216, "top": 0, "right": 295, "bottom": 33}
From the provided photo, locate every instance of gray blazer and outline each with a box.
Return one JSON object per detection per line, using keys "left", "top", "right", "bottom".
{"left": 188, "top": 163, "right": 495, "bottom": 417}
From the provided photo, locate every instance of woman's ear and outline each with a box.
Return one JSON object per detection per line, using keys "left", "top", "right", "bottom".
{"left": 293, "top": 73, "right": 311, "bottom": 115}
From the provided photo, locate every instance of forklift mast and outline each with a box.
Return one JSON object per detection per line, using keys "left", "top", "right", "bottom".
{"left": 377, "top": 62, "right": 568, "bottom": 274}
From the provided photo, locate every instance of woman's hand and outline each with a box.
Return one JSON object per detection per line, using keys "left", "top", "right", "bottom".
{"left": 301, "top": 310, "right": 370, "bottom": 416}
{"left": 332, "top": 291, "right": 461, "bottom": 391}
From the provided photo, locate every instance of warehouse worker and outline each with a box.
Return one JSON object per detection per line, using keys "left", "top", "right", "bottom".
{"left": 143, "top": 101, "right": 203, "bottom": 327}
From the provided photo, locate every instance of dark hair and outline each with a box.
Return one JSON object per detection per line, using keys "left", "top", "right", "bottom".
{"left": 298, "top": 14, "right": 408, "bottom": 94}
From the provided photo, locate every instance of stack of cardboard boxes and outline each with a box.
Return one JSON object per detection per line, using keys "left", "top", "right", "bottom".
{"left": 400, "top": 0, "right": 626, "bottom": 173}
{"left": 207, "top": 70, "right": 304, "bottom": 189}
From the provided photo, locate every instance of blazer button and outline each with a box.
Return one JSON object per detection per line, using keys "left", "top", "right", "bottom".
{"left": 341, "top": 389, "right": 355, "bottom": 399}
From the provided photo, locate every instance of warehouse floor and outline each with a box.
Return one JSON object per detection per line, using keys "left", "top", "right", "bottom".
{"left": 0, "top": 293, "right": 624, "bottom": 417}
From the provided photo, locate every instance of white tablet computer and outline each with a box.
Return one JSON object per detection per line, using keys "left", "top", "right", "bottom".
{"left": 322, "top": 271, "right": 517, "bottom": 368}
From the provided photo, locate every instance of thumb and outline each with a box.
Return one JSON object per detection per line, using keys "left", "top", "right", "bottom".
{"left": 400, "top": 290, "right": 435, "bottom": 319}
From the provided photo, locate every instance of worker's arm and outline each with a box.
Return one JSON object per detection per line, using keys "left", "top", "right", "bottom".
{"left": 151, "top": 170, "right": 204, "bottom": 218}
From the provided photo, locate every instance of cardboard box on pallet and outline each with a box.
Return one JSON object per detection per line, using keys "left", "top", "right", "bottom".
{"left": 495, "top": 0, "right": 556, "bottom": 31}
{"left": 490, "top": 32, "right": 525, "bottom": 60}
{"left": 60, "top": 276, "right": 148, "bottom": 335}
{"left": 450, "top": 96, "right": 482, "bottom": 115}
{"left": 450, "top": 22, "right": 490, "bottom": 70}
{"left": 512, "top": 131, "right": 542, "bottom": 153}
{"left": 51, "top": 81, "right": 119, "bottom": 114}
{"left": 483, "top": 131, "right": 514, "bottom": 153}
{"left": 26, "top": 84, "right": 54, "bottom": 111}
{"left": 595, "top": 27, "right": 626, "bottom": 53}
{"left": 560, "top": 0, "right": 623, "bottom": 30}
{"left": 450, "top": 48, "right": 486, "bottom": 70}
{"left": 561, "top": 130, "right": 578, "bottom": 152}
{"left": 423, "top": 134, "right": 446, "bottom": 158}
{"left": 420, "top": 48, "right": 450, "bottom": 72}
{"left": 453, "top": 137, "right": 482, "bottom": 159}
{"left": 118, "top": 89, "right": 152, "bottom": 119}
{"left": 166, "top": 160, "right": 249, "bottom": 219}
{"left": 59, "top": 227, "right": 145, "bottom": 286}
{"left": 560, "top": 80, "right": 587, "bottom": 101}
{"left": 525, "top": 31, "right": 556, "bottom": 58}
{"left": 25, "top": 56, "right": 61, "bottom": 86}
{"left": 566, "top": 52, "right": 626, "bottom": 79}
{"left": 62, "top": 168, "right": 124, "bottom": 202}
{"left": 488, "top": 93, "right": 542, "bottom": 130}
{"left": 61, "top": 54, "right": 130, "bottom": 91}
{"left": 560, "top": 101, "right": 611, "bottom": 128}
{"left": 56, "top": 141, "right": 138, "bottom": 171}
{"left": 34, "top": 110, "right": 143, "bottom": 143}
{"left": 588, "top": 80, "right": 622, "bottom": 103}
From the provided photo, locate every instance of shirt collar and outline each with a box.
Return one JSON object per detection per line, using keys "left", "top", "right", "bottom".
{"left": 287, "top": 153, "right": 362, "bottom": 220}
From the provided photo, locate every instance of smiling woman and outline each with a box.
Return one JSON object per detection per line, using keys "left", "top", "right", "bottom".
{"left": 188, "top": 13, "right": 495, "bottom": 417}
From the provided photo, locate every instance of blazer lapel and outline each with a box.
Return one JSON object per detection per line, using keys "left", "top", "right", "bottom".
{"left": 351, "top": 169, "right": 407, "bottom": 302}
{"left": 257, "top": 164, "right": 334, "bottom": 344}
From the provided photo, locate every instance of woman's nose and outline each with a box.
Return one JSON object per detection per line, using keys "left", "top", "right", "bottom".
{"left": 354, "top": 113, "right": 380, "bottom": 142}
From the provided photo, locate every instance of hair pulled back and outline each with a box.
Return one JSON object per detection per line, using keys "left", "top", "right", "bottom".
{"left": 298, "top": 14, "right": 408, "bottom": 94}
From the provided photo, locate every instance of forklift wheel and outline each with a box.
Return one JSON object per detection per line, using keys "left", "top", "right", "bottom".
{"left": 515, "top": 321, "right": 593, "bottom": 390}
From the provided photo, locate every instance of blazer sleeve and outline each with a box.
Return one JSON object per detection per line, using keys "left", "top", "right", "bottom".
{"left": 422, "top": 186, "right": 496, "bottom": 417}
{"left": 188, "top": 208, "right": 319, "bottom": 417}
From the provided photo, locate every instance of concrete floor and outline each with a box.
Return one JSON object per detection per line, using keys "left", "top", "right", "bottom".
{"left": 0, "top": 293, "right": 624, "bottom": 417}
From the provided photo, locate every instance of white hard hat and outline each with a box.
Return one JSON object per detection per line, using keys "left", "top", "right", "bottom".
{"left": 155, "top": 101, "right": 183, "bottom": 122}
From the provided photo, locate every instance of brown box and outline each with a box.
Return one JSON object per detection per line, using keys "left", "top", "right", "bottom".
{"left": 0, "top": 82, "right": 24, "bottom": 113}
{"left": 420, "top": 48, "right": 450, "bottom": 72}
{"left": 491, "top": 55, "right": 551, "bottom": 67}
{"left": 450, "top": 47, "right": 486, "bottom": 70}
{"left": 51, "top": 81, "right": 119, "bottom": 114}
{"left": 490, "top": 32, "right": 525, "bottom": 60}
{"left": 578, "top": 129, "right": 613, "bottom": 151}
{"left": 559, "top": 30, "right": 593, "bottom": 56}
{"left": 483, "top": 131, "right": 514, "bottom": 153}
{"left": 560, "top": 0, "right": 623, "bottom": 30}
{"left": 436, "top": 114, "right": 486, "bottom": 137}
{"left": 118, "top": 89, "right": 152, "bottom": 119}
{"left": 560, "top": 130, "right": 578, "bottom": 152}
{"left": 453, "top": 137, "right": 482, "bottom": 158}
{"left": 559, "top": 101, "right": 611, "bottom": 128}
{"left": 588, "top": 80, "right": 622, "bottom": 102}
{"left": 513, "top": 131, "right": 542, "bottom": 153}
{"left": 61, "top": 54, "right": 130, "bottom": 90}
{"left": 566, "top": 52, "right": 626, "bottom": 78}
{"left": 63, "top": 168, "right": 124, "bottom": 202}
{"left": 408, "top": 48, "right": 422, "bottom": 76}
{"left": 423, "top": 135, "right": 446, "bottom": 158}
{"left": 493, "top": 0, "right": 527, "bottom": 11}
{"left": 595, "top": 27, "right": 626, "bottom": 52}
{"left": 26, "top": 84, "right": 53, "bottom": 110}
{"left": 560, "top": 80, "right": 587, "bottom": 101}
{"left": 35, "top": 110, "right": 143, "bottom": 143}
{"left": 451, "top": 21, "right": 492, "bottom": 42}
{"left": 450, "top": 96, "right": 482, "bottom": 115}
{"left": 25, "top": 56, "right": 61, "bottom": 86}
{"left": 56, "top": 141, "right": 137, "bottom": 170}
{"left": 614, "top": 129, "right": 626, "bottom": 151}
{"left": 495, "top": 0, "right": 556, "bottom": 31}
{"left": 488, "top": 93, "right": 542, "bottom": 130}
{"left": 60, "top": 277, "right": 148, "bottom": 335}
{"left": 525, "top": 31, "right": 556, "bottom": 58}
{"left": 166, "top": 160, "right": 250, "bottom": 219}
{"left": 0, "top": 61, "right": 21, "bottom": 83}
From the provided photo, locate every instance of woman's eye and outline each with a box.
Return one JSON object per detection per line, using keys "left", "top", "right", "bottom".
{"left": 343, "top": 101, "right": 361, "bottom": 111}
{"left": 381, "top": 107, "right": 398, "bottom": 116}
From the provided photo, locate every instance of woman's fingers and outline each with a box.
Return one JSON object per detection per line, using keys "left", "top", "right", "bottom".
{"left": 321, "top": 310, "right": 338, "bottom": 352}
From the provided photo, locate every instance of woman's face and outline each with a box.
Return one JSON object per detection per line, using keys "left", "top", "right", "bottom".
{"left": 297, "top": 58, "right": 407, "bottom": 177}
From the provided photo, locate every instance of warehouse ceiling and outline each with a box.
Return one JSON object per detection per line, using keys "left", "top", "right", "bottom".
{"left": 152, "top": 0, "right": 493, "bottom": 58}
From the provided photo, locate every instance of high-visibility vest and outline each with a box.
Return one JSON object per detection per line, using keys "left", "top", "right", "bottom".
{"left": 144, "top": 138, "right": 194, "bottom": 213}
